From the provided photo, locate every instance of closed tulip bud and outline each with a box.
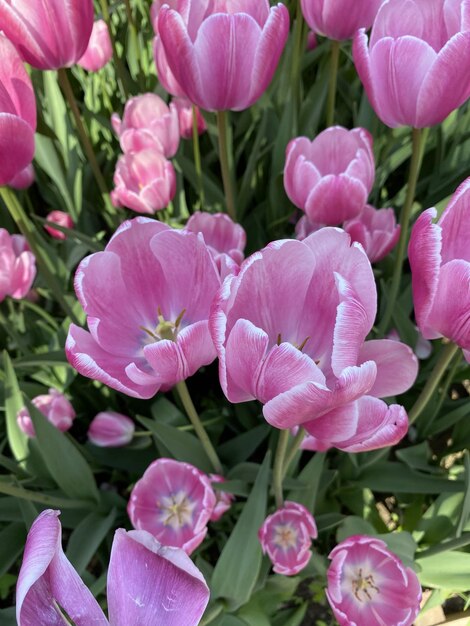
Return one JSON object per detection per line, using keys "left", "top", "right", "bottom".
{"left": 172, "top": 97, "right": 207, "bottom": 139}
{"left": 0, "top": 230, "right": 36, "bottom": 303}
{"left": 88, "top": 412, "right": 135, "bottom": 447}
{"left": 343, "top": 204, "right": 400, "bottom": 263}
{"left": 301, "top": 0, "right": 383, "bottom": 41}
{"left": 44, "top": 211, "right": 75, "bottom": 240}
{"left": 17, "top": 389, "right": 76, "bottom": 438}
{"left": 78, "top": 20, "right": 113, "bottom": 72}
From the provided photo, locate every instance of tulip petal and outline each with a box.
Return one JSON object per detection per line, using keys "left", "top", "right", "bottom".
{"left": 353, "top": 29, "right": 379, "bottom": 117}
{"left": 144, "top": 339, "right": 185, "bottom": 386}
{"left": 0, "top": 114, "right": 35, "bottom": 186}
{"left": 305, "top": 173, "right": 367, "bottom": 224}
{"left": 177, "top": 320, "right": 217, "bottom": 376}
{"left": 358, "top": 339, "right": 419, "bottom": 397}
{"left": 439, "top": 177, "right": 470, "bottom": 263}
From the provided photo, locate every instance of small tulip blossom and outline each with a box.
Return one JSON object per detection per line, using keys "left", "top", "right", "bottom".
{"left": 409, "top": 177, "right": 470, "bottom": 362}
{"left": 78, "top": 19, "right": 113, "bottom": 72}
{"left": 88, "top": 411, "right": 135, "bottom": 447}
{"left": 259, "top": 501, "right": 318, "bottom": 576}
{"left": 0, "top": 230, "right": 36, "bottom": 303}
{"left": 326, "top": 535, "right": 422, "bottom": 626}
{"left": 301, "top": 0, "right": 383, "bottom": 41}
{"left": 173, "top": 97, "right": 207, "bottom": 139}
{"left": 44, "top": 210, "right": 75, "bottom": 240}
{"left": 16, "top": 509, "right": 210, "bottom": 626}
{"left": 209, "top": 474, "right": 235, "bottom": 521}
{"left": 343, "top": 204, "right": 400, "bottom": 263}
{"left": 66, "top": 217, "right": 221, "bottom": 399}
{"left": 17, "top": 388, "right": 76, "bottom": 438}
{"left": 128, "top": 458, "right": 216, "bottom": 554}
{"left": 284, "top": 128, "right": 375, "bottom": 225}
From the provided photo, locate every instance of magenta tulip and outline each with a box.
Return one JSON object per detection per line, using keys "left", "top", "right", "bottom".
{"left": 0, "top": 35, "right": 36, "bottom": 186}
{"left": 173, "top": 97, "right": 207, "bottom": 139}
{"left": 44, "top": 210, "right": 75, "bottom": 240}
{"left": 259, "top": 501, "right": 318, "bottom": 576}
{"left": 17, "top": 388, "right": 76, "bottom": 438}
{"left": 0, "top": 230, "right": 36, "bottom": 303}
{"left": 343, "top": 204, "right": 400, "bottom": 263}
{"left": 353, "top": 0, "right": 470, "bottom": 128}
{"left": 88, "top": 411, "right": 135, "bottom": 447}
{"left": 284, "top": 128, "right": 375, "bottom": 225}
{"left": 111, "top": 149, "right": 176, "bottom": 215}
{"left": 209, "top": 474, "right": 235, "bottom": 521}
{"left": 78, "top": 19, "right": 113, "bottom": 72}
{"left": 157, "top": 0, "right": 290, "bottom": 111}
{"left": 0, "top": 0, "right": 94, "bottom": 70}
{"left": 301, "top": 0, "right": 383, "bottom": 41}
{"left": 210, "top": 229, "right": 418, "bottom": 450}
{"left": 128, "top": 458, "right": 216, "bottom": 554}
{"left": 17, "top": 510, "right": 210, "bottom": 626}
{"left": 409, "top": 178, "right": 470, "bottom": 361}
{"left": 66, "top": 217, "right": 220, "bottom": 399}
{"left": 9, "top": 164, "right": 35, "bottom": 190}
{"left": 326, "top": 535, "right": 422, "bottom": 626}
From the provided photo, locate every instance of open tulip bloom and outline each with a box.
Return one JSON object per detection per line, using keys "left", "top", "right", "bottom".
{"left": 16, "top": 509, "right": 210, "bottom": 626}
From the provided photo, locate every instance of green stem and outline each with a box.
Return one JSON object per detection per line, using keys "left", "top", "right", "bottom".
{"left": 216, "top": 111, "right": 237, "bottom": 222}
{"left": 408, "top": 342, "right": 460, "bottom": 425}
{"left": 417, "top": 532, "right": 470, "bottom": 559}
{"left": 379, "top": 127, "right": 424, "bottom": 333}
{"left": 282, "top": 428, "right": 305, "bottom": 479}
{"left": 192, "top": 105, "right": 205, "bottom": 209}
{"left": 175, "top": 380, "right": 223, "bottom": 474}
{"left": 0, "top": 187, "right": 79, "bottom": 324}
{"left": 99, "top": 0, "right": 129, "bottom": 99}
{"left": 123, "top": 0, "right": 135, "bottom": 28}
{"left": 290, "top": 0, "right": 304, "bottom": 134}
{"left": 326, "top": 40, "right": 340, "bottom": 127}
{"left": 273, "top": 430, "right": 290, "bottom": 509}
{"left": 421, "top": 349, "right": 462, "bottom": 437}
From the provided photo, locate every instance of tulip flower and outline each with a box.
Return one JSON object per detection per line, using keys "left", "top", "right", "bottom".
{"left": 128, "top": 458, "right": 216, "bottom": 554}
{"left": 78, "top": 19, "right": 113, "bottom": 72}
{"left": 17, "top": 509, "right": 210, "bottom": 626}
{"left": 111, "top": 149, "right": 177, "bottom": 214}
{"left": 173, "top": 97, "right": 207, "bottom": 139}
{"left": 0, "top": 0, "right": 94, "bottom": 70}
{"left": 326, "top": 535, "right": 422, "bottom": 626}
{"left": 210, "top": 229, "right": 418, "bottom": 450}
{"left": 209, "top": 474, "right": 235, "bottom": 521}
{"left": 44, "top": 210, "right": 75, "bottom": 240}
{"left": 0, "top": 230, "right": 36, "bottom": 303}
{"left": 259, "top": 501, "right": 318, "bottom": 576}
{"left": 157, "top": 0, "right": 290, "bottom": 111}
{"left": 66, "top": 217, "right": 220, "bottom": 399}
{"left": 284, "top": 128, "right": 375, "bottom": 225}
{"left": 111, "top": 93, "right": 180, "bottom": 157}
{"left": 409, "top": 178, "right": 470, "bottom": 362}
{"left": 353, "top": 0, "right": 470, "bottom": 128}
{"left": 301, "top": 0, "right": 383, "bottom": 41}
{"left": 17, "top": 388, "right": 76, "bottom": 438}
{"left": 343, "top": 204, "right": 400, "bottom": 263}
{"left": 88, "top": 411, "right": 135, "bottom": 447}
{"left": 0, "top": 36, "right": 36, "bottom": 187}
{"left": 9, "top": 164, "right": 35, "bottom": 190}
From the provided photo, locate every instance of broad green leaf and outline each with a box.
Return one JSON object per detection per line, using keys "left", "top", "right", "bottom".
{"left": 354, "top": 462, "right": 463, "bottom": 493}
{"left": 0, "top": 523, "right": 27, "bottom": 576}
{"left": 66, "top": 509, "right": 116, "bottom": 574}
{"left": 218, "top": 425, "right": 269, "bottom": 465}
{"left": 288, "top": 452, "right": 326, "bottom": 512}
{"left": 417, "top": 551, "right": 470, "bottom": 590}
{"left": 3, "top": 351, "right": 28, "bottom": 462}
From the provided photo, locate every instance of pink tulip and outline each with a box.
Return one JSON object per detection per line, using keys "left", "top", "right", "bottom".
{"left": 44, "top": 210, "right": 75, "bottom": 240}
{"left": 17, "top": 509, "right": 210, "bottom": 626}
{"left": 9, "top": 164, "right": 35, "bottom": 190}
{"left": 353, "top": 0, "right": 470, "bottom": 128}
{"left": 295, "top": 215, "right": 324, "bottom": 240}
{"left": 78, "top": 19, "right": 113, "bottom": 72}
{"left": 157, "top": 0, "right": 290, "bottom": 111}
{"left": 306, "top": 30, "right": 317, "bottom": 50}
{"left": 326, "top": 535, "right": 422, "bottom": 626}
{"left": 0, "top": 0, "right": 94, "bottom": 70}
{"left": 172, "top": 97, "right": 207, "bottom": 139}
{"left": 111, "top": 149, "right": 176, "bottom": 215}
{"left": 0, "top": 36, "right": 36, "bottom": 187}
{"left": 128, "top": 458, "right": 216, "bottom": 555}
{"left": 66, "top": 217, "right": 220, "bottom": 399}
{"left": 0, "top": 230, "right": 36, "bottom": 303}
{"left": 17, "top": 388, "right": 76, "bottom": 438}
{"left": 409, "top": 177, "right": 470, "bottom": 362}
{"left": 387, "top": 327, "right": 432, "bottom": 360}
{"left": 301, "top": 0, "right": 383, "bottom": 41}
{"left": 258, "top": 501, "right": 318, "bottom": 576}
{"left": 210, "top": 229, "right": 418, "bottom": 450}
{"left": 111, "top": 93, "right": 180, "bottom": 157}
{"left": 209, "top": 474, "right": 235, "bottom": 521}
{"left": 343, "top": 204, "right": 400, "bottom": 263}
{"left": 284, "top": 128, "right": 375, "bottom": 225}
{"left": 88, "top": 411, "right": 135, "bottom": 447}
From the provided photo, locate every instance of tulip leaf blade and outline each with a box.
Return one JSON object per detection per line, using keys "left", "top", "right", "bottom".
{"left": 66, "top": 508, "right": 116, "bottom": 575}
{"left": 3, "top": 351, "right": 29, "bottom": 463}
{"left": 417, "top": 551, "right": 470, "bottom": 591}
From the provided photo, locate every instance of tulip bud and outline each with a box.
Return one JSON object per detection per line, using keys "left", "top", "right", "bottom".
{"left": 343, "top": 205, "right": 400, "bottom": 263}
{"left": 17, "top": 389, "right": 76, "bottom": 438}
{"left": 0, "top": 230, "right": 36, "bottom": 303}
{"left": 88, "top": 411, "right": 135, "bottom": 447}
{"left": 172, "top": 97, "right": 206, "bottom": 140}
{"left": 44, "top": 211, "right": 75, "bottom": 240}
{"left": 78, "top": 20, "right": 113, "bottom": 72}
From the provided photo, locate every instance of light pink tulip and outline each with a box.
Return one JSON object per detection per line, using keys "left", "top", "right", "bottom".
{"left": 88, "top": 411, "right": 135, "bottom": 447}
{"left": 66, "top": 217, "right": 221, "bottom": 399}
{"left": 17, "top": 388, "right": 76, "bottom": 438}
{"left": 409, "top": 177, "right": 470, "bottom": 362}
{"left": 295, "top": 215, "right": 324, "bottom": 240}
{"left": 0, "top": 230, "right": 36, "bottom": 303}
{"left": 128, "top": 458, "right": 216, "bottom": 555}
{"left": 44, "top": 210, "right": 75, "bottom": 240}
{"left": 0, "top": 0, "right": 94, "bottom": 70}
{"left": 210, "top": 229, "right": 418, "bottom": 450}
{"left": 157, "top": 0, "right": 290, "bottom": 111}
{"left": 387, "top": 328, "right": 432, "bottom": 360}
{"left": 9, "top": 164, "right": 35, "bottom": 190}
{"left": 326, "top": 535, "right": 422, "bottom": 626}
{"left": 111, "top": 149, "right": 176, "bottom": 215}
{"left": 258, "top": 501, "right": 318, "bottom": 576}
{"left": 172, "top": 97, "right": 207, "bottom": 139}
{"left": 284, "top": 128, "right": 375, "bottom": 225}
{"left": 353, "top": 0, "right": 470, "bottom": 128}
{"left": 209, "top": 474, "right": 235, "bottom": 521}
{"left": 343, "top": 204, "right": 400, "bottom": 263}
{"left": 17, "top": 509, "right": 210, "bottom": 626}
{"left": 78, "top": 19, "right": 113, "bottom": 72}
{"left": 0, "top": 36, "right": 36, "bottom": 187}
{"left": 111, "top": 93, "right": 180, "bottom": 157}
{"left": 301, "top": 0, "right": 383, "bottom": 41}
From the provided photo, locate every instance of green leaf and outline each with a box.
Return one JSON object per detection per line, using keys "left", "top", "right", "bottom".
{"left": 218, "top": 425, "right": 269, "bottom": 465}
{"left": 288, "top": 452, "right": 326, "bottom": 512}
{"left": 354, "top": 462, "right": 463, "bottom": 493}
{"left": 211, "top": 454, "right": 271, "bottom": 609}
{"left": 3, "top": 351, "right": 28, "bottom": 462}
{"left": 417, "top": 551, "right": 470, "bottom": 590}
{"left": 0, "top": 523, "right": 27, "bottom": 576}
{"left": 66, "top": 509, "right": 116, "bottom": 575}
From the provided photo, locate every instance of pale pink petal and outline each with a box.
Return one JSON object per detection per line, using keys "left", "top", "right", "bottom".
{"left": 358, "top": 339, "right": 419, "bottom": 398}
{"left": 439, "top": 177, "right": 470, "bottom": 263}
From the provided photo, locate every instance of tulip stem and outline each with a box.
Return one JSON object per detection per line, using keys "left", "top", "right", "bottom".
{"left": 326, "top": 40, "right": 340, "bottom": 127}
{"left": 192, "top": 105, "right": 205, "bottom": 209}
{"left": 379, "top": 127, "right": 424, "bottom": 334}
{"left": 291, "top": 0, "right": 305, "bottom": 134}
{"left": 408, "top": 342, "right": 460, "bottom": 425}
{"left": 216, "top": 111, "right": 237, "bottom": 222}
{"left": 99, "top": 0, "right": 130, "bottom": 99}
{"left": 274, "top": 429, "right": 290, "bottom": 509}
{"left": 175, "top": 380, "right": 223, "bottom": 474}
{"left": 282, "top": 428, "right": 305, "bottom": 479}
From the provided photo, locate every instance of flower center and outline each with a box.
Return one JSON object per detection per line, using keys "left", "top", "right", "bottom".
{"left": 276, "top": 333, "right": 310, "bottom": 352}
{"left": 352, "top": 568, "right": 380, "bottom": 603}
{"left": 158, "top": 491, "right": 196, "bottom": 529}
{"left": 273, "top": 524, "right": 298, "bottom": 550}
{"left": 140, "top": 307, "right": 186, "bottom": 343}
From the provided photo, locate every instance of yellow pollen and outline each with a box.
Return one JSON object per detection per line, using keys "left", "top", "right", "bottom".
{"left": 273, "top": 524, "right": 298, "bottom": 550}
{"left": 352, "top": 568, "right": 380, "bottom": 602}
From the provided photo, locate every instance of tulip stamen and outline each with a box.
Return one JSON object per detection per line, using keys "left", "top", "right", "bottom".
{"left": 296, "top": 336, "right": 310, "bottom": 352}
{"left": 273, "top": 523, "right": 298, "bottom": 550}
{"left": 277, "top": 333, "right": 282, "bottom": 346}
{"left": 352, "top": 568, "right": 380, "bottom": 603}
{"left": 159, "top": 491, "right": 196, "bottom": 529}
